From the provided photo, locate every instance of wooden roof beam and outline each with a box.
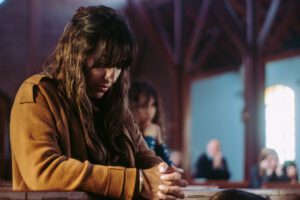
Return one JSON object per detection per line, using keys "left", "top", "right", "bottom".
{"left": 212, "top": 0, "right": 247, "bottom": 55}
{"left": 127, "top": 0, "right": 176, "bottom": 70}
{"left": 185, "top": 0, "right": 211, "bottom": 72}
{"left": 189, "top": 28, "right": 221, "bottom": 73}
{"left": 146, "top": 0, "right": 173, "bottom": 9}
{"left": 174, "top": 0, "right": 183, "bottom": 66}
{"left": 228, "top": 0, "right": 245, "bottom": 16}
{"left": 223, "top": 0, "right": 244, "bottom": 32}
{"left": 152, "top": 9, "right": 174, "bottom": 63}
{"left": 257, "top": 0, "right": 282, "bottom": 52}
{"left": 266, "top": 1, "right": 299, "bottom": 53}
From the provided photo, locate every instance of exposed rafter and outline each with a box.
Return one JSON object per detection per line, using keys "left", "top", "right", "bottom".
{"left": 265, "top": 1, "right": 298, "bottom": 54}
{"left": 223, "top": 0, "right": 244, "bottom": 32}
{"left": 189, "top": 28, "right": 221, "bottom": 73}
{"left": 212, "top": 0, "right": 247, "bottom": 55}
{"left": 152, "top": 9, "right": 174, "bottom": 62}
{"left": 127, "top": 0, "right": 176, "bottom": 77}
{"left": 185, "top": 0, "right": 211, "bottom": 72}
{"left": 174, "top": 0, "right": 183, "bottom": 66}
{"left": 257, "top": 0, "right": 282, "bottom": 52}
{"left": 146, "top": 0, "right": 173, "bottom": 9}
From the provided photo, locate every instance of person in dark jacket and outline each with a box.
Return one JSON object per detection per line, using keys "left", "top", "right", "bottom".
{"left": 195, "top": 139, "right": 230, "bottom": 180}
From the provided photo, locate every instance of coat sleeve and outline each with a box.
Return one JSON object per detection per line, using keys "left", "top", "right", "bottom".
{"left": 10, "top": 82, "right": 136, "bottom": 199}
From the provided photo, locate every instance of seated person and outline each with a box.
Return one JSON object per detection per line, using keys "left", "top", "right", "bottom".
{"left": 9, "top": 5, "right": 186, "bottom": 199}
{"left": 129, "top": 80, "right": 172, "bottom": 166}
{"left": 170, "top": 149, "right": 183, "bottom": 168}
{"left": 249, "top": 148, "right": 287, "bottom": 188}
{"left": 283, "top": 161, "right": 298, "bottom": 184}
{"left": 194, "top": 139, "right": 230, "bottom": 180}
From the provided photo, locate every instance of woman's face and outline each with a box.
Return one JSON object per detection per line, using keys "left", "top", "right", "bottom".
{"left": 136, "top": 94, "right": 156, "bottom": 126}
{"left": 287, "top": 165, "right": 297, "bottom": 178}
{"left": 85, "top": 56, "right": 121, "bottom": 99}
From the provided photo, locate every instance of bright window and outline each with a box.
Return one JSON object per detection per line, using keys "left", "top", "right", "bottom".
{"left": 265, "top": 85, "right": 295, "bottom": 163}
{"left": 0, "top": 0, "right": 5, "bottom": 5}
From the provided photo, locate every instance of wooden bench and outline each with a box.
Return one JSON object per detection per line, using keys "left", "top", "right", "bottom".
{"left": 190, "top": 180, "right": 250, "bottom": 188}
{"left": 0, "top": 187, "right": 299, "bottom": 200}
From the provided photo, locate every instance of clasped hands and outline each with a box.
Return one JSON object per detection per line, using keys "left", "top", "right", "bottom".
{"left": 141, "top": 162, "right": 187, "bottom": 200}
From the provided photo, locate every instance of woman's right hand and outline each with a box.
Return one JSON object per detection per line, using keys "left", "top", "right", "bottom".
{"left": 141, "top": 162, "right": 186, "bottom": 200}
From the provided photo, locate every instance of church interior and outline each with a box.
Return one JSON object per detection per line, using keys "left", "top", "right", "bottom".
{"left": 1, "top": 0, "right": 300, "bottom": 199}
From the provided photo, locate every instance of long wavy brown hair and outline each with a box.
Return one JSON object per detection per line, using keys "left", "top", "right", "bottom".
{"left": 43, "top": 5, "right": 138, "bottom": 165}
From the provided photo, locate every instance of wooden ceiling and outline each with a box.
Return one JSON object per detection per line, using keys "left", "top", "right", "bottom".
{"left": 126, "top": 0, "right": 300, "bottom": 76}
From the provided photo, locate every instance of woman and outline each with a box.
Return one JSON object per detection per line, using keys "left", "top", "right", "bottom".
{"left": 249, "top": 148, "right": 286, "bottom": 188}
{"left": 10, "top": 5, "right": 186, "bottom": 199}
{"left": 283, "top": 161, "right": 298, "bottom": 184}
{"left": 129, "top": 80, "right": 172, "bottom": 166}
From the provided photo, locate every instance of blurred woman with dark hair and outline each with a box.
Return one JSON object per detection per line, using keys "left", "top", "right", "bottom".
{"left": 283, "top": 161, "right": 298, "bottom": 184}
{"left": 129, "top": 80, "right": 172, "bottom": 166}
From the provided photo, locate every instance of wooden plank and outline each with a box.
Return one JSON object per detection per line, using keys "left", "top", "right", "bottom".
{"left": 127, "top": 0, "right": 175, "bottom": 69}
{"left": 27, "top": 191, "right": 90, "bottom": 200}
{"left": 174, "top": 0, "right": 183, "bottom": 66}
{"left": 185, "top": 0, "right": 210, "bottom": 71}
{"left": 190, "top": 65, "right": 237, "bottom": 82}
{"left": 0, "top": 191, "right": 26, "bottom": 200}
{"left": 223, "top": 0, "right": 244, "bottom": 32}
{"left": 151, "top": 9, "right": 174, "bottom": 65}
{"left": 243, "top": 0, "right": 266, "bottom": 180}
{"left": 211, "top": 0, "right": 247, "bottom": 55}
{"left": 147, "top": 0, "right": 173, "bottom": 8}
{"left": 266, "top": 1, "right": 299, "bottom": 53}
{"left": 257, "top": 0, "right": 282, "bottom": 52}
{"left": 189, "top": 28, "right": 220, "bottom": 73}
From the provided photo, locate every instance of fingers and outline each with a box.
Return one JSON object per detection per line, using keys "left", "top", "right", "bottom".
{"left": 158, "top": 162, "right": 185, "bottom": 174}
{"left": 161, "top": 171, "right": 181, "bottom": 181}
{"left": 158, "top": 162, "right": 168, "bottom": 173}
{"left": 157, "top": 191, "right": 177, "bottom": 200}
{"left": 171, "top": 179, "right": 187, "bottom": 187}
{"left": 165, "top": 166, "right": 184, "bottom": 174}
{"left": 162, "top": 179, "right": 188, "bottom": 187}
{"left": 157, "top": 185, "right": 185, "bottom": 199}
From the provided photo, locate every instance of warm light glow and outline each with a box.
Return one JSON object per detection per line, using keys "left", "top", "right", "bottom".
{"left": 265, "top": 85, "right": 295, "bottom": 163}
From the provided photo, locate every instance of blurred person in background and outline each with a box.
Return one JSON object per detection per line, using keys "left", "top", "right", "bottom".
{"left": 195, "top": 139, "right": 230, "bottom": 180}
{"left": 283, "top": 161, "right": 298, "bottom": 184}
{"left": 129, "top": 80, "right": 172, "bottom": 166}
{"left": 249, "top": 148, "right": 287, "bottom": 188}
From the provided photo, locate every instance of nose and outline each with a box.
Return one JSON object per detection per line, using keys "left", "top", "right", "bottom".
{"left": 104, "top": 68, "right": 115, "bottom": 81}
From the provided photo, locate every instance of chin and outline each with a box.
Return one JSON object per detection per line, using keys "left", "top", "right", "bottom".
{"left": 93, "top": 92, "right": 105, "bottom": 99}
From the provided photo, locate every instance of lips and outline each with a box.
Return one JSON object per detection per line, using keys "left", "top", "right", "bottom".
{"left": 94, "top": 84, "right": 110, "bottom": 92}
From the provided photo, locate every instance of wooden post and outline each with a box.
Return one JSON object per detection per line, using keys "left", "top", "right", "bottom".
{"left": 243, "top": 0, "right": 266, "bottom": 179}
{"left": 172, "top": 0, "right": 184, "bottom": 149}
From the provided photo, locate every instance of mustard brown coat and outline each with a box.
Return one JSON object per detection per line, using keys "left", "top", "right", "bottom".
{"left": 10, "top": 74, "right": 162, "bottom": 199}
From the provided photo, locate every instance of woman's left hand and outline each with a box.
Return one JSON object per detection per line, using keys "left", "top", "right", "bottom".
{"left": 157, "top": 162, "right": 187, "bottom": 199}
